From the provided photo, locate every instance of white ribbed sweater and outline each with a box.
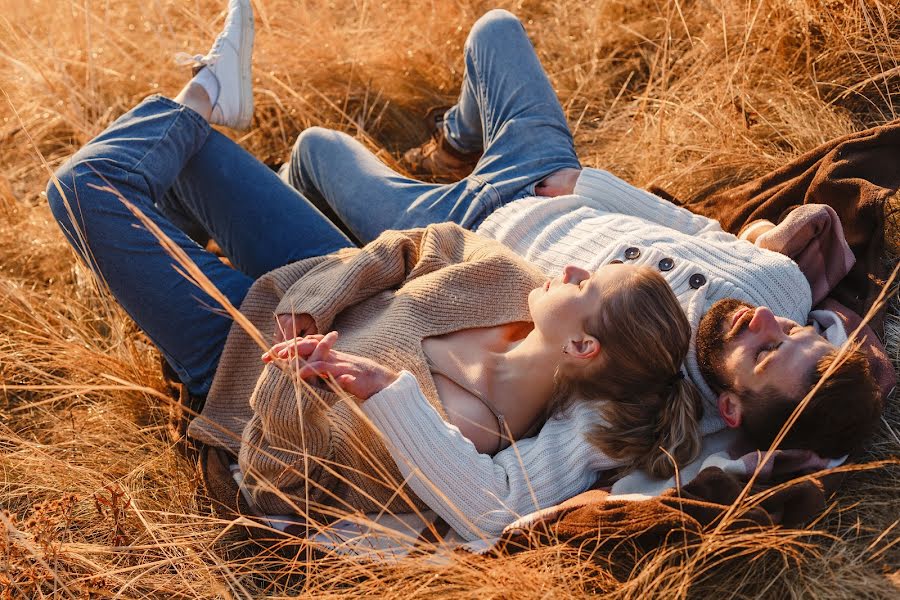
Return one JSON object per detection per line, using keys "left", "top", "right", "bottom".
{"left": 361, "top": 168, "right": 812, "bottom": 541}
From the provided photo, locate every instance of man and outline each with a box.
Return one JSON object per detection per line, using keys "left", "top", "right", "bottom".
{"left": 276, "top": 10, "right": 881, "bottom": 535}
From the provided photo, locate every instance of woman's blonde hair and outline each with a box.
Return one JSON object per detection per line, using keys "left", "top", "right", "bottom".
{"left": 550, "top": 265, "right": 702, "bottom": 479}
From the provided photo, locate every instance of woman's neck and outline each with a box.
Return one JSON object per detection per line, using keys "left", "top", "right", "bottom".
{"left": 490, "top": 330, "right": 561, "bottom": 406}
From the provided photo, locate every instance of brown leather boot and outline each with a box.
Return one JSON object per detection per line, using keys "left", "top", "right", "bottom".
{"left": 402, "top": 108, "right": 482, "bottom": 182}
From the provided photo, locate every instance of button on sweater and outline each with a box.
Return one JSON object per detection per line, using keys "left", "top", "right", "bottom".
{"left": 361, "top": 168, "right": 812, "bottom": 540}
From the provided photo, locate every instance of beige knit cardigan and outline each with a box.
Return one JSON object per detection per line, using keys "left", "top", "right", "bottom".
{"left": 188, "top": 222, "right": 544, "bottom": 519}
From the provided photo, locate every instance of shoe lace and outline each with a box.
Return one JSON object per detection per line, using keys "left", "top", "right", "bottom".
{"left": 174, "top": 51, "right": 219, "bottom": 69}
{"left": 174, "top": 26, "right": 228, "bottom": 69}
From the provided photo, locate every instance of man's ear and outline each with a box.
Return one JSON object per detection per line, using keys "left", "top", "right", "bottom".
{"left": 568, "top": 335, "right": 601, "bottom": 360}
{"left": 718, "top": 391, "right": 742, "bottom": 428}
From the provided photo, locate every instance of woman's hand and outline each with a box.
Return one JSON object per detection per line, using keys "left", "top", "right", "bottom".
{"left": 265, "top": 331, "right": 399, "bottom": 401}
{"left": 273, "top": 312, "right": 317, "bottom": 344}
{"left": 262, "top": 333, "right": 325, "bottom": 364}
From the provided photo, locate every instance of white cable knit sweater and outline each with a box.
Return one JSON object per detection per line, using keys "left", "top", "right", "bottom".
{"left": 361, "top": 168, "right": 812, "bottom": 541}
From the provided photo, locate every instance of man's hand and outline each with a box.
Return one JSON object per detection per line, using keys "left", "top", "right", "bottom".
{"left": 534, "top": 167, "right": 581, "bottom": 197}
{"left": 273, "top": 312, "right": 317, "bottom": 344}
{"left": 738, "top": 219, "right": 776, "bottom": 245}
{"left": 266, "top": 331, "right": 399, "bottom": 401}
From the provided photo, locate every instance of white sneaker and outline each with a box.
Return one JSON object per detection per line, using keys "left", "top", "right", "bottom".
{"left": 177, "top": 0, "right": 254, "bottom": 130}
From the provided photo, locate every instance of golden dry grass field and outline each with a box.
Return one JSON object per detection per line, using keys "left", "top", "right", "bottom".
{"left": 1, "top": 0, "right": 899, "bottom": 597}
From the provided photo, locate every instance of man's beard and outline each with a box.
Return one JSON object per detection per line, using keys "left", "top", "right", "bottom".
{"left": 695, "top": 298, "right": 753, "bottom": 394}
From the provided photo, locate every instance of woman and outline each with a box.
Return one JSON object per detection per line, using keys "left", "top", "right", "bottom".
{"left": 46, "top": 0, "right": 701, "bottom": 540}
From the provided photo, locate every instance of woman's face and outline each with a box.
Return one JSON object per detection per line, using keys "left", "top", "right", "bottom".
{"left": 528, "top": 263, "right": 635, "bottom": 349}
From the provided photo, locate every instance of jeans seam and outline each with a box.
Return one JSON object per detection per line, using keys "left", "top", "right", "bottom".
{"left": 467, "top": 176, "right": 501, "bottom": 218}
{"left": 123, "top": 97, "right": 213, "bottom": 393}
{"left": 483, "top": 181, "right": 501, "bottom": 214}
{"left": 467, "top": 44, "right": 493, "bottom": 145}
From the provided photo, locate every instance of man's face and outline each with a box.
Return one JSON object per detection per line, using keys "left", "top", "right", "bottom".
{"left": 695, "top": 298, "right": 835, "bottom": 427}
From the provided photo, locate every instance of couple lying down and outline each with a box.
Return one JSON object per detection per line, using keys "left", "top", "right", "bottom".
{"left": 47, "top": 1, "right": 882, "bottom": 541}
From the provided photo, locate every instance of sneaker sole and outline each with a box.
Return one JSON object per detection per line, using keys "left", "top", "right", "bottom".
{"left": 234, "top": 0, "right": 254, "bottom": 130}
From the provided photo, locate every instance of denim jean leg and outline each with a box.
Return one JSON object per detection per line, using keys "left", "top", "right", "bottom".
{"left": 46, "top": 96, "right": 254, "bottom": 395}
{"left": 445, "top": 10, "right": 581, "bottom": 203}
{"left": 286, "top": 127, "right": 452, "bottom": 243}
{"left": 287, "top": 127, "right": 502, "bottom": 240}
{"left": 157, "top": 189, "right": 211, "bottom": 247}
{"left": 284, "top": 11, "right": 580, "bottom": 242}
{"left": 164, "top": 128, "right": 354, "bottom": 277}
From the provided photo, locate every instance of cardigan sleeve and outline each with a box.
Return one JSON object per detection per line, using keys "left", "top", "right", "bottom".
{"left": 574, "top": 168, "right": 727, "bottom": 237}
{"left": 274, "top": 222, "right": 499, "bottom": 332}
{"left": 238, "top": 366, "right": 344, "bottom": 514}
{"left": 361, "top": 371, "right": 620, "bottom": 541}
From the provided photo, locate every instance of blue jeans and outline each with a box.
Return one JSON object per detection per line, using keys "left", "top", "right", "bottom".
{"left": 283, "top": 9, "right": 581, "bottom": 243}
{"left": 46, "top": 96, "right": 353, "bottom": 395}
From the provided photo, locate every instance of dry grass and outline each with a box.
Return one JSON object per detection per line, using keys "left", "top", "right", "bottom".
{"left": 1, "top": 0, "right": 899, "bottom": 597}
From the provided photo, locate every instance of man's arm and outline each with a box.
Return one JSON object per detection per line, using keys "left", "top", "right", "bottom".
{"left": 361, "top": 372, "right": 620, "bottom": 541}
{"left": 575, "top": 169, "right": 728, "bottom": 236}
{"left": 539, "top": 167, "right": 727, "bottom": 237}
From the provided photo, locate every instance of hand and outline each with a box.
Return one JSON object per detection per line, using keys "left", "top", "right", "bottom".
{"left": 738, "top": 219, "right": 776, "bottom": 244}
{"left": 534, "top": 167, "right": 581, "bottom": 197}
{"left": 262, "top": 333, "right": 325, "bottom": 365}
{"left": 273, "top": 312, "right": 317, "bottom": 344}
{"left": 268, "top": 331, "right": 399, "bottom": 401}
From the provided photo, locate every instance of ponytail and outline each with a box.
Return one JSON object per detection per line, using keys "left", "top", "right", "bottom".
{"left": 582, "top": 375, "right": 702, "bottom": 479}
{"left": 643, "top": 376, "right": 703, "bottom": 478}
{"left": 549, "top": 265, "right": 704, "bottom": 479}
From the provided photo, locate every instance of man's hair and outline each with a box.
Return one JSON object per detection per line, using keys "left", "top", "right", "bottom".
{"left": 739, "top": 344, "right": 882, "bottom": 457}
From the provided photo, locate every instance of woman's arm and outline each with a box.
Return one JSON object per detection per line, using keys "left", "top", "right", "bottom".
{"left": 277, "top": 343, "right": 620, "bottom": 541}
{"left": 360, "top": 372, "right": 622, "bottom": 541}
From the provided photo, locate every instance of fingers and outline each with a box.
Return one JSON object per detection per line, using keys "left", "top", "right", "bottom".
{"left": 273, "top": 313, "right": 318, "bottom": 344}
{"left": 261, "top": 334, "right": 324, "bottom": 363}
{"left": 273, "top": 314, "right": 295, "bottom": 344}
{"left": 302, "top": 316, "right": 319, "bottom": 337}
{"left": 299, "top": 362, "right": 366, "bottom": 399}
{"left": 297, "top": 346, "right": 356, "bottom": 378}
{"left": 296, "top": 355, "right": 351, "bottom": 381}
{"left": 263, "top": 330, "right": 383, "bottom": 399}
{"left": 262, "top": 331, "right": 340, "bottom": 378}
{"left": 307, "top": 331, "right": 338, "bottom": 365}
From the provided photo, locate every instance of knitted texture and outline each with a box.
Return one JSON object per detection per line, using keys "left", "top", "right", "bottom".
{"left": 358, "top": 168, "right": 813, "bottom": 540}
{"left": 363, "top": 373, "right": 619, "bottom": 540}
{"left": 479, "top": 167, "right": 812, "bottom": 429}
{"left": 188, "top": 222, "right": 544, "bottom": 518}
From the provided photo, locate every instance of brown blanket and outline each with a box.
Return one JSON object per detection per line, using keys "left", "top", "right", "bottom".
{"left": 493, "top": 466, "right": 841, "bottom": 570}
{"left": 659, "top": 120, "right": 900, "bottom": 335}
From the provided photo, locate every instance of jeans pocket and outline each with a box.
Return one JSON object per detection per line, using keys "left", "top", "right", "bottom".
{"left": 459, "top": 178, "right": 502, "bottom": 230}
